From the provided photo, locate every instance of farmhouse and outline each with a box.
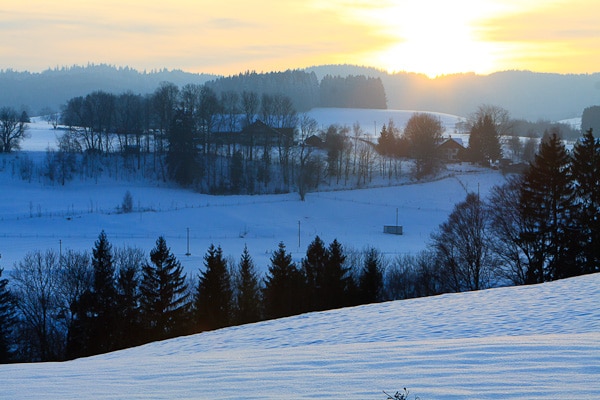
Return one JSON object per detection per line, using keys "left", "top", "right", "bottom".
{"left": 213, "top": 120, "right": 294, "bottom": 147}
{"left": 438, "top": 137, "right": 465, "bottom": 162}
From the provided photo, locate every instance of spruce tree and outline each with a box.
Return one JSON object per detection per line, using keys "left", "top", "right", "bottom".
{"left": 468, "top": 114, "right": 502, "bottom": 165}
{"left": 322, "top": 239, "right": 352, "bottom": 310}
{"left": 520, "top": 132, "right": 576, "bottom": 282}
{"left": 90, "top": 230, "right": 118, "bottom": 354}
{"left": 139, "top": 237, "right": 189, "bottom": 341}
{"left": 302, "top": 236, "right": 328, "bottom": 311}
{"left": 571, "top": 128, "right": 600, "bottom": 274}
{"left": 263, "top": 242, "right": 305, "bottom": 319}
{"left": 232, "top": 245, "right": 262, "bottom": 325}
{"left": 0, "top": 266, "right": 16, "bottom": 363}
{"left": 68, "top": 231, "right": 118, "bottom": 357}
{"left": 358, "top": 247, "right": 384, "bottom": 304}
{"left": 115, "top": 260, "right": 141, "bottom": 348}
{"left": 195, "top": 245, "right": 232, "bottom": 331}
{"left": 377, "top": 124, "right": 395, "bottom": 156}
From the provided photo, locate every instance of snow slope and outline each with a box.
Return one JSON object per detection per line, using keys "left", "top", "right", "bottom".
{"left": 306, "top": 107, "right": 464, "bottom": 137}
{"left": 1, "top": 273, "right": 598, "bottom": 399}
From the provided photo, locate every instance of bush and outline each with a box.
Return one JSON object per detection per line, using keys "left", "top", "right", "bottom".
{"left": 383, "top": 388, "right": 420, "bottom": 400}
{"left": 121, "top": 190, "right": 133, "bottom": 213}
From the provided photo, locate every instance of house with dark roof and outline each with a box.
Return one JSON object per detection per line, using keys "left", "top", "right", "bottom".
{"left": 213, "top": 120, "right": 294, "bottom": 147}
{"left": 438, "top": 137, "right": 466, "bottom": 162}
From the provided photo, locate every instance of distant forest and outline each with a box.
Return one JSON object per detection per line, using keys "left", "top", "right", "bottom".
{"left": 0, "top": 65, "right": 387, "bottom": 116}
{"left": 205, "top": 70, "right": 387, "bottom": 111}
{"left": 1, "top": 64, "right": 599, "bottom": 121}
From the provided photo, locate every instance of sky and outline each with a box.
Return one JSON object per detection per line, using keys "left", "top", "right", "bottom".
{"left": 1, "top": 0, "right": 599, "bottom": 77}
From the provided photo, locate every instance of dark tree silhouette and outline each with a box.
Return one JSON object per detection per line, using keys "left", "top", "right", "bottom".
{"left": 12, "top": 250, "right": 63, "bottom": 361}
{"left": 468, "top": 113, "right": 501, "bottom": 165}
{"left": 571, "top": 128, "right": 600, "bottom": 274}
{"left": 321, "top": 239, "right": 353, "bottom": 310}
{"left": 0, "top": 106, "right": 28, "bottom": 152}
{"left": 195, "top": 245, "right": 232, "bottom": 331}
{"left": 358, "top": 248, "right": 384, "bottom": 304}
{"left": 232, "top": 246, "right": 262, "bottom": 325}
{"left": 114, "top": 247, "right": 143, "bottom": 348}
{"left": 68, "top": 231, "right": 118, "bottom": 358}
{"left": 302, "top": 236, "right": 329, "bottom": 311}
{"left": 431, "top": 192, "right": 498, "bottom": 292}
{"left": 581, "top": 106, "right": 600, "bottom": 134}
{"left": 0, "top": 265, "right": 16, "bottom": 363}
{"left": 403, "top": 113, "right": 444, "bottom": 178}
{"left": 167, "top": 109, "right": 199, "bottom": 186}
{"left": 263, "top": 242, "right": 305, "bottom": 319}
{"left": 520, "top": 132, "right": 576, "bottom": 283}
{"left": 140, "top": 237, "right": 189, "bottom": 341}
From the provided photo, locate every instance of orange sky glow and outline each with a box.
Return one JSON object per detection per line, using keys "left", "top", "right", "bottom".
{"left": 1, "top": 0, "right": 599, "bottom": 77}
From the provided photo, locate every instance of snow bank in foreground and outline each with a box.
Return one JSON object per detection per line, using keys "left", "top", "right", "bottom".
{"left": 1, "top": 273, "right": 598, "bottom": 399}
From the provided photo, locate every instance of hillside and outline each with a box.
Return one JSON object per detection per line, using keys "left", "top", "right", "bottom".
{"left": 1, "top": 272, "right": 598, "bottom": 399}
{"left": 306, "top": 65, "right": 600, "bottom": 121}
{"left": 0, "top": 65, "right": 218, "bottom": 115}
{"left": 3, "top": 64, "right": 600, "bottom": 121}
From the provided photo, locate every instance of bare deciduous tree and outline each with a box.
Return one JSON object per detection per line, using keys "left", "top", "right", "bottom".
{"left": 11, "top": 250, "right": 64, "bottom": 361}
{"left": 431, "top": 193, "right": 499, "bottom": 292}
{"left": 0, "top": 106, "right": 28, "bottom": 152}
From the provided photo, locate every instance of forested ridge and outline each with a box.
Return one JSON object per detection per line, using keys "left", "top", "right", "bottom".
{"left": 2, "top": 64, "right": 600, "bottom": 121}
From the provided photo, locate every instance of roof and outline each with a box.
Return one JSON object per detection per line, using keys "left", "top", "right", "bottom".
{"left": 439, "top": 137, "right": 465, "bottom": 149}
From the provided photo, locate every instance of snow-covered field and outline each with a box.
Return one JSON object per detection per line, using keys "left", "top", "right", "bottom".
{"left": 1, "top": 109, "right": 598, "bottom": 399}
{"left": 1, "top": 272, "right": 598, "bottom": 399}
{"left": 0, "top": 109, "right": 483, "bottom": 273}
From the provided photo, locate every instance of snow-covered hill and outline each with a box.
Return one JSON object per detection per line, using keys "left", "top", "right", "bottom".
{"left": 1, "top": 273, "right": 598, "bottom": 399}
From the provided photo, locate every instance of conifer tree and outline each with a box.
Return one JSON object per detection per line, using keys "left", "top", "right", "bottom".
{"left": 520, "top": 132, "right": 576, "bottom": 282}
{"left": 232, "top": 245, "right": 262, "bottom": 325}
{"left": 571, "top": 128, "right": 600, "bottom": 274}
{"left": 90, "top": 230, "right": 118, "bottom": 353}
{"left": 115, "top": 259, "right": 141, "bottom": 348}
{"left": 468, "top": 114, "right": 502, "bottom": 165}
{"left": 0, "top": 265, "right": 16, "bottom": 363}
{"left": 302, "top": 236, "right": 328, "bottom": 311}
{"left": 377, "top": 123, "right": 395, "bottom": 156}
{"left": 140, "top": 237, "right": 189, "bottom": 341}
{"left": 92, "top": 231, "right": 117, "bottom": 316}
{"left": 322, "top": 239, "right": 352, "bottom": 310}
{"left": 68, "top": 231, "right": 118, "bottom": 357}
{"left": 195, "top": 245, "right": 232, "bottom": 331}
{"left": 358, "top": 247, "right": 384, "bottom": 304}
{"left": 263, "top": 242, "right": 305, "bottom": 319}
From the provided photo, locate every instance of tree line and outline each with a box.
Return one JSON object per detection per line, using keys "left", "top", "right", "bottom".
{"left": 3, "top": 84, "right": 440, "bottom": 195}
{"left": 0, "top": 233, "right": 392, "bottom": 363}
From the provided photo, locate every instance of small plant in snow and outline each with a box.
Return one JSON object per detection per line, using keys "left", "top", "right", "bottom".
{"left": 121, "top": 190, "right": 133, "bottom": 213}
{"left": 383, "top": 388, "right": 420, "bottom": 400}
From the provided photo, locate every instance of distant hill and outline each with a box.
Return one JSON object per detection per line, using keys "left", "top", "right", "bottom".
{"left": 2, "top": 64, "right": 600, "bottom": 121}
{"left": 0, "top": 64, "right": 218, "bottom": 115}
{"left": 306, "top": 65, "right": 600, "bottom": 121}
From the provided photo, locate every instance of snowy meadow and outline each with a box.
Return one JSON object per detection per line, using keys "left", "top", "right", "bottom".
{"left": 1, "top": 108, "right": 598, "bottom": 399}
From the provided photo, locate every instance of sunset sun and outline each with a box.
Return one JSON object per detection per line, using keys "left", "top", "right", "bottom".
{"left": 366, "top": 1, "right": 502, "bottom": 77}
